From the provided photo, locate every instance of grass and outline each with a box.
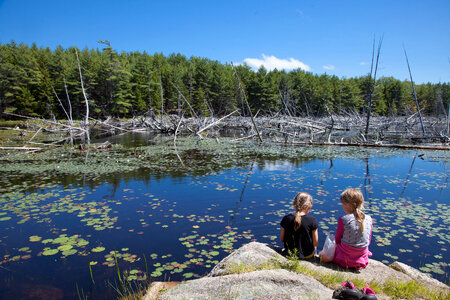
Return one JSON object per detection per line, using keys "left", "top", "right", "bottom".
{"left": 76, "top": 252, "right": 152, "bottom": 300}
{"left": 113, "top": 252, "right": 152, "bottom": 300}
{"left": 226, "top": 259, "right": 282, "bottom": 274}
{"left": 224, "top": 252, "right": 449, "bottom": 300}
{"left": 382, "top": 279, "right": 449, "bottom": 300}
{"left": 282, "top": 256, "right": 449, "bottom": 300}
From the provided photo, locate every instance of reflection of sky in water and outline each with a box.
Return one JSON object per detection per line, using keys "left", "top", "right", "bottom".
{"left": 258, "top": 160, "right": 298, "bottom": 171}
{"left": 0, "top": 148, "right": 448, "bottom": 299}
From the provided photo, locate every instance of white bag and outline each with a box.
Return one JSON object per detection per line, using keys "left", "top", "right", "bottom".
{"left": 319, "top": 234, "right": 336, "bottom": 261}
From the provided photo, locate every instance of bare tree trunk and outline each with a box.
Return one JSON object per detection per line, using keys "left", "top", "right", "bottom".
{"left": 232, "top": 64, "right": 263, "bottom": 143}
{"left": 52, "top": 86, "right": 70, "bottom": 121}
{"left": 52, "top": 85, "right": 73, "bottom": 145}
{"left": 63, "top": 76, "right": 73, "bottom": 125}
{"left": 63, "top": 76, "right": 74, "bottom": 145}
{"left": 171, "top": 82, "right": 198, "bottom": 119}
{"left": 403, "top": 47, "right": 425, "bottom": 136}
{"left": 447, "top": 95, "right": 450, "bottom": 134}
{"left": 159, "top": 65, "right": 164, "bottom": 123}
{"left": 365, "top": 36, "right": 383, "bottom": 135}
{"left": 75, "top": 49, "right": 90, "bottom": 144}
{"left": 147, "top": 78, "right": 154, "bottom": 117}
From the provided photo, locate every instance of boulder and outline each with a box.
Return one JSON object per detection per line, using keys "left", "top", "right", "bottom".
{"left": 143, "top": 242, "right": 449, "bottom": 300}
{"left": 158, "top": 269, "right": 333, "bottom": 300}
{"left": 389, "top": 261, "right": 448, "bottom": 290}
{"left": 208, "top": 241, "right": 285, "bottom": 277}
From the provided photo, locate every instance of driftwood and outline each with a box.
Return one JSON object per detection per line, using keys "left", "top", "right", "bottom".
{"left": 1, "top": 110, "right": 448, "bottom": 151}
{"left": 3, "top": 112, "right": 86, "bottom": 132}
{"left": 196, "top": 110, "right": 238, "bottom": 136}
{"left": 0, "top": 146, "right": 42, "bottom": 151}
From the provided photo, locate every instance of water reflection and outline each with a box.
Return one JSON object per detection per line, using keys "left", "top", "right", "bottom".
{"left": 0, "top": 136, "right": 449, "bottom": 299}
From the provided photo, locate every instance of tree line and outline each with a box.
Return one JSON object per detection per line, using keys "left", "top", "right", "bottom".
{"left": 1, "top": 41, "right": 449, "bottom": 120}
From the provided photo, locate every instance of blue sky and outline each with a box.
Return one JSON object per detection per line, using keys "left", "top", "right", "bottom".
{"left": 0, "top": 0, "right": 448, "bottom": 83}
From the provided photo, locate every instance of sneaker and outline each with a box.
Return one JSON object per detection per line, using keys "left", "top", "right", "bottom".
{"left": 332, "top": 281, "right": 363, "bottom": 300}
{"left": 342, "top": 281, "right": 356, "bottom": 289}
{"left": 360, "top": 283, "right": 377, "bottom": 300}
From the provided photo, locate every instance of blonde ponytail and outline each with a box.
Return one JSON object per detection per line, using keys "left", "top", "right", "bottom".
{"left": 354, "top": 208, "right": 366, "bottom": 232}
{"left": 294, "top": 211, "right": 303, "bottom": 231}
{"left": 341, "top": 188, "right": 366, "bottom": 232}
{"left": 293, "top": 192, "right": 313, "bottom": 231}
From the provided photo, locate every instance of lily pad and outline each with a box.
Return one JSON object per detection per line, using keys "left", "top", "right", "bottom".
{"left": 29, "top": 236, "right": 42, "bottom": 242}
{"left": 42, "top": 249, "right": 59, "bottom": 256}
{"left": 92, "top": 246, "right": 105, "bottom": 253}
{"left": 58, "top": 244, "right": 73, "bottom": 251}
{"left": 62, "top": 249, "right": 77, "bottom": 256}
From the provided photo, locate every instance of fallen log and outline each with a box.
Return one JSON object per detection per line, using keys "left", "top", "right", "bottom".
{"left": 0, "top": 146, "right": 42, "bottom": 151}
{"left": 275, "top": 141, "right": 449, "bottom": 151}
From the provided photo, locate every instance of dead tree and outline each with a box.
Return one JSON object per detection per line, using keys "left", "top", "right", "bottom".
{"left": 159, "top": 65, "right": 164, "bottom": 123}
{"left": 403, "top": 47, "right": 425, "bottom": 136}
{"left": 365, "top": 35, "right": 383, "bottom": 136}
{"left": 447, "top": 95, "right": 450, "bottom": 135}
{"left": 75, "top": 49, "right": 90, "bottom": 144}
{"left": 231, "top": 63, "right": 263, "bottom": 143}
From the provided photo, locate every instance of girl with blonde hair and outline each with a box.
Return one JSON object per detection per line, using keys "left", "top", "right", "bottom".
{"left": 320, "top": 188, "right": 373, "bottom": 269}
{"left": 280, "top": 192, "right": 318, "bottom": 259}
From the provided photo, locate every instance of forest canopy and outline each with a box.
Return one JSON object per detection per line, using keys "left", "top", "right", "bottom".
{"left": 0, "top": 41, "right": 449, "bottom": 120}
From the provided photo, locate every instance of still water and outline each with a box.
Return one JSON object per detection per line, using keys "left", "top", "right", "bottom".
{"left": 0, "top": 135, "right": 448, "bottom": 299}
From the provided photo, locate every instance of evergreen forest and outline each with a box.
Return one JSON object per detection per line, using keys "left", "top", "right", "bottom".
{"left": 1, "top": 41, "right": 449, "bottom": 120}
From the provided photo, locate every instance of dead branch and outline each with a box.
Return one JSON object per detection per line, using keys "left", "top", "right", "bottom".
{"left": 196, "top": 110, "right": 239, "bottom": 136}
{"left": 2, "top": 112, "right": 85, "bottom": 132}
{"left": 26, "top": 127, "right": 42, "bottom": 144}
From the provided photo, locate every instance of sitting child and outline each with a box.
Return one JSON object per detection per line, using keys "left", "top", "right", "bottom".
{"left": 320, "top": 188, "right": 373, "bottom": 269}
{"left": 280, "top": 192, "right": 318, "bottom": 259}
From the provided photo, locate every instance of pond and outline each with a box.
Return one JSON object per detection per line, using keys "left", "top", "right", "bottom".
{"left": 0, "top": 134, "right": 449, "bottom": 299}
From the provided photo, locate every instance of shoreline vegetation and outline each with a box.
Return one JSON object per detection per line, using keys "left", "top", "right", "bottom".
{"left": 140, "top": 242, "right": 449, "bottom": 300}
{"left": 1, "top": 41, "right": 449, "bottom": 150}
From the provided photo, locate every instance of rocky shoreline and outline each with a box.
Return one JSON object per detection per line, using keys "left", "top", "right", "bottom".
{"left": 143, "top": 242, "right": 449, "bottom": 300}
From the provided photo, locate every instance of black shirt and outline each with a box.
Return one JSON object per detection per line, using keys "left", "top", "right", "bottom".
{"left": 280, "top": 213, "right": 318, "bottom": 258}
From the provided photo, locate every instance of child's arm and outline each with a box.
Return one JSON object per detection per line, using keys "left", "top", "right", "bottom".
{"left": 312, "top": 228, "right": 318, "bottom": 248}
{"left": 312, "top": 228, "right": 318, "bottom": 254}
{"left": 335, "top": 217, "right": 344, "bottom": 244}
{"left": 280, "top": 227, "right": 285, "bottom": 243}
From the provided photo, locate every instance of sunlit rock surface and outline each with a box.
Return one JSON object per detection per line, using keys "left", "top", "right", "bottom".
{"left": 143, "top": 242, "right": 449, "bottom": 300}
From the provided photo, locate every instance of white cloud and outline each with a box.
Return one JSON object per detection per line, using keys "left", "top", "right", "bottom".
{"left": 243, "top": 54, "right": 311, "bottom": 71}
{"left": 360, "top": 61, "right": 368, "bottom": 66}
{"left": 323, "top": 65, "right": 335, "bottom": 70}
